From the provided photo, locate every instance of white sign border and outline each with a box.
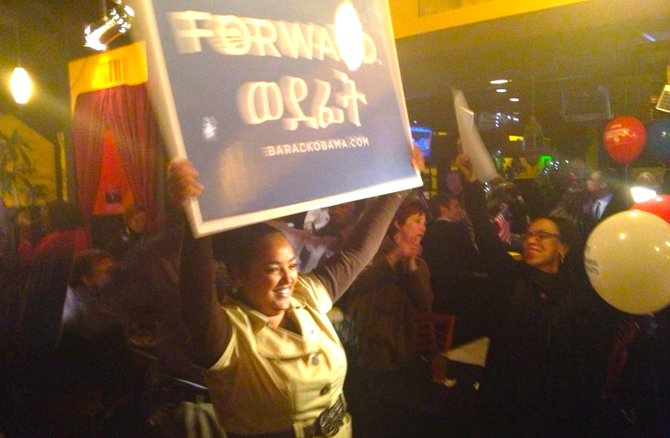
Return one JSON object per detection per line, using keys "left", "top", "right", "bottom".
{"left": 130, "top": 0, "right": 421, "bottom": 237}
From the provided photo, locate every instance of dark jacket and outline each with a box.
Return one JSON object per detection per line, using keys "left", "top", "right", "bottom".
{"left": 346, "top": 249, "right": 433, "bottom": 372}
{"left": 422, "top": 218, "right": 483, "bottom": 296}
{"left": 463, "top": 181, "right": 617, "bottom": 435}
{"left": 580, "top": 189, "right": 632, "bottom": 237}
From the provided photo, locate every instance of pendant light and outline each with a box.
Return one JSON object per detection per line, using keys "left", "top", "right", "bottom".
{"left": 10, "top": 24, "right": 33, "bottom": 105}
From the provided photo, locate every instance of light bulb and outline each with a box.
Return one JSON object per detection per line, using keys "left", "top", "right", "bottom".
{"left": 10, "top": 67, "right": 33, "bottom": 105}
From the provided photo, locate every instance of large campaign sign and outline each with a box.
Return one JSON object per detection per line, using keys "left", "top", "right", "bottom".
{"left": 132, "top": 0, "right": 421, "bottom": 236}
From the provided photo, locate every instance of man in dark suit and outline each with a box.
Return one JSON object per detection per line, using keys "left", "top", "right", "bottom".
{"left": 422, "top": 193, "right": 484, "bottom": 315}
{"left": 582, "top": 169, "right": 631, "bottom": 234}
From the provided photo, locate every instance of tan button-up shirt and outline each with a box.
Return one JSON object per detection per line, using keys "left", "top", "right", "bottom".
{"left": 204, "top": 274, "right": 351, "bottom": 437}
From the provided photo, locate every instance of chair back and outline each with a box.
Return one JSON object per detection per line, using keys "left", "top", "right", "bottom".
{"left": 413, "top": 311, "right": 457, "bottom": 382}
{"left": 413, "top": 311, "right": 456, "bottom": 356}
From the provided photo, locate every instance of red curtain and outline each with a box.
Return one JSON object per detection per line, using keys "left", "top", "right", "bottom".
{"left": 72, "top": 84, "right": 160, "bottom": 228}
{"left": 93, "top": 130, "right": 134, "bottom": 215}
{"left": 72, "top": 91, "right": 106, "bottom": 224}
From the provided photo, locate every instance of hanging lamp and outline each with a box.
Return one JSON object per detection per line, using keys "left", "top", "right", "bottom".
{"left": 10, "top": 24, "right": 33, "bottom": 105}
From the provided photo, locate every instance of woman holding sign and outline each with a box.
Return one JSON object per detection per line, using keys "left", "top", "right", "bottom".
{"left": 168, "top": 156, "right": 415, "bottom": 438}
{"left": 455, "top": 154, "right": 618, "bottom": 436}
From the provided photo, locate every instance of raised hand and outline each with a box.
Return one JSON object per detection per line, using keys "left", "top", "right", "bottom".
{"left": 167, "top": 157, "right": 203, "bottom": 208}
{"left": 411, "top": 143, "right": 426, "bottom": 173}
{"left": 455, "top": 153, "right": 477, "bottom": 183}
{"left": 394, "top": 232, "right": 422, "bottom": 259}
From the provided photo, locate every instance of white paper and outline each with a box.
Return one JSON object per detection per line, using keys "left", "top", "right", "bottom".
{"left": 453, "top": 89, "right": 499, "bottom": 182}
{"left": 445, "top": 336, "right": 490, "bottom": 367}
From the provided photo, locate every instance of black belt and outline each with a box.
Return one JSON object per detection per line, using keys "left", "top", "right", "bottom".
{"left": 228, "top": 395, "right": 346, "bottom": 438}
{"left": 308, "top": 395, "right": 346, "bottom": 437}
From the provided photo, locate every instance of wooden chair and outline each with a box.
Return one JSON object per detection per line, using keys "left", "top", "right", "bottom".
{"left": 412, "top": 311, "right": 456, "bottom": 382}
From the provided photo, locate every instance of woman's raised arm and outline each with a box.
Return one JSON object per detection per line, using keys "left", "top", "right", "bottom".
{"left": 310, "top": 145, "right": 424, "bottom": 299}
{"left": 309, "top": 190, "right": 409, "bottom": 301}
{"left": 168, "top": 158, "right": 231, "bottom": 368}
{"left": 455, "top": 153, "right": 520, "bottom": 283}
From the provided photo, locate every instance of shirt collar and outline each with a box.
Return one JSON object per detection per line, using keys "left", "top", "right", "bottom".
{"left": 225, "top": 294, "right": 306, "bottom": 332}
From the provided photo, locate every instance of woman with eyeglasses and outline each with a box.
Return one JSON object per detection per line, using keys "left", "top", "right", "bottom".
{"left": 455, "top": 154, "right": 618, "bottom": 436}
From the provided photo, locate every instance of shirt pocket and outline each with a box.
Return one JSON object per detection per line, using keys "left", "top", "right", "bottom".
{"left": 288, "top": 369, "right": 344, "bottom": 422}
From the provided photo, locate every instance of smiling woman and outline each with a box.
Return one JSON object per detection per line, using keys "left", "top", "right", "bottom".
{"left": 220, "top": 223, "right": 299, "bottom": 327}
{"left": 167, "top": 157, "right": 409, "bottom": 437}
{"left": 521, "top": 218, "right": 567, "bottom": 274}
{"left": 455, "top": 152, "right": 620, "bottom": 435}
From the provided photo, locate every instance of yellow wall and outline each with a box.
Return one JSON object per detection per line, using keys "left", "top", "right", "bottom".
{"left": 0, "top": 115, "right": 56, "bottom": 206}
{"left": 68, "top": 41, "right": 148, "bottom": 113}
{"left": 389, "top": 0, "right": 589, "bottom": 39}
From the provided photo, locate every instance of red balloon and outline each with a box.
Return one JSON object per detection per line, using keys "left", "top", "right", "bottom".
{"left": 603, "top": 116, "right": 646, "bottom": 164}
{"left": 633, "top": 195, "right": 670, "bottom": 224}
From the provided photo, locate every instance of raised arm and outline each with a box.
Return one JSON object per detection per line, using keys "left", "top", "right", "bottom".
{"left": 308, "top": 190, "right": 409, "bottom": 301}
{"left": 169, "top": 158, "right": 231, "bottom": 368}
{"left": 309, "top": 145, "right": 424, "bottom": 299}
{"left": 456, "top": 154, "right": 520, "bottom": 283}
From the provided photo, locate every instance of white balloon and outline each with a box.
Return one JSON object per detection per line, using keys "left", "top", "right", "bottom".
{"left": 584, "top": 210, "right": 670, "bottom": 314}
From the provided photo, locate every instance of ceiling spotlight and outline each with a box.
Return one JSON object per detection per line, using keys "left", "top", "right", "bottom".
{"left": 509, "top": 97, "right": 520, "bottom": 102}
{"left": 490, "top": 79, "right": 509, "bottom": 85}
{"left": 84, "top": 1, "right": 135, "bottom": 51}
{"left": 496, "top": 88, "right": 508, "bottom": 93}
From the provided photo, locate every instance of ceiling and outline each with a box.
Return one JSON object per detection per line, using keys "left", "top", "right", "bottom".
{"left": 1, "top": 0, "right": 670, "bottom": 158}
{"left": 396, "top": 0, "right": 670, "bottom": 155}
{"left": 0, "top": 0, "right": 101, "bottom": 135}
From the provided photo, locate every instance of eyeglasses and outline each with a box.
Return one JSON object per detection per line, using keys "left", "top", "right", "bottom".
{"left": 522, "top": 231, "right": 561, "bottom": 241}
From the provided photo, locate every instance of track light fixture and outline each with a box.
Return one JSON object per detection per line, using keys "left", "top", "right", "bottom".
{"left": 10, "top": 67, "right": 33, "bottom": 105}
{"left": 84, "top": 0, "right": 135, "bottom": 51}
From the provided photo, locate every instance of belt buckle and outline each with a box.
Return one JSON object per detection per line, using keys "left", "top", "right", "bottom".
{"left": 317, "top": 397, "right": 345, "bottom": 437}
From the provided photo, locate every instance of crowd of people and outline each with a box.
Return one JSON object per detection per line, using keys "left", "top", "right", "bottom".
{"left": 1, "top": 146, "right": 669, "bottom": 437}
